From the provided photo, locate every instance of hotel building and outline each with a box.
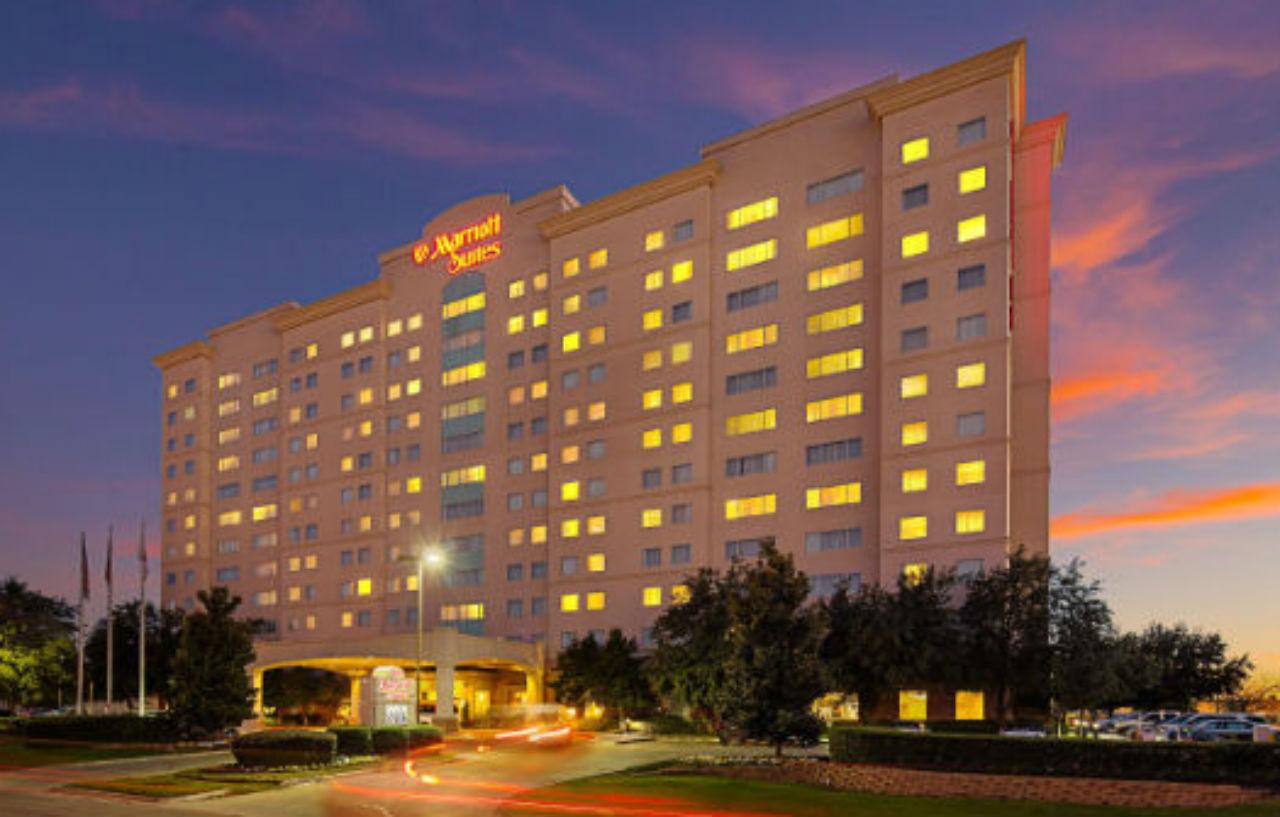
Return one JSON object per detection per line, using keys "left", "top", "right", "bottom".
{"left": 153, "top": 40, "right": 1065, "bottom": 722}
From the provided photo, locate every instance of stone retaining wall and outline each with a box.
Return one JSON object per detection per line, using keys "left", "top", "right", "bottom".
{"left": 671, "top": 758, "right": 1279, "bottom": 809}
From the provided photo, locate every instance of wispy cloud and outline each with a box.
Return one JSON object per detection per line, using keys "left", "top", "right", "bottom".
{"left": 1052, "top": 482, "right": 1280, "bottom": 540}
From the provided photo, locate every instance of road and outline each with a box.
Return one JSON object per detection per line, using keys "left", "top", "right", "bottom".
{"left": 0, "top": 733, "right": 796, "bottom": 817}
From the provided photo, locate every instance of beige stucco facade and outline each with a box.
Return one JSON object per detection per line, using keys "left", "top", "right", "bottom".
{"left": 154, "top": 40, "right": 1065, "bottom": 711}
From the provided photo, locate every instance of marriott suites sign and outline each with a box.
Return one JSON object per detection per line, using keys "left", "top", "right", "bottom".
{"left": 413, "top": 212, "right": 503, "bottom": 274}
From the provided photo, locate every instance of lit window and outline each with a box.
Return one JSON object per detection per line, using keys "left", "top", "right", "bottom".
{"left": 725, "top": 196, "right": 778, "bottom": 230}
{"left": 671, "top": 382, "right": 692, "bottom": 404}
{"left": 899, "top": 516, "right": 928, "bottom": 541}
{"left": 441, "top": 361, "right": 485, "bottom": 387}
{"left": 252, "top": 503, "right": 278, "bottom": 522}
{"left": 587, "top": 553, "right": 605, "bottom": 573}
{"left": 901, "top": 231, "right": 929, "bottom": 258}
{"left": 509, "top": 279, "right": 526, "bottom": 299}
{"left": 645, "top": 270, "right": 663, "bottom": 291}
{"left": 642, "top": 587, "right": 662, "bottom": 607}
{"left": 531, "top": 525, "right": 547, "bottom": 544}
{"left": 357, "top": 578, "right": 372, "bottom": 596}
{"left": 806, "top": 348, "right": 863, "bottom": 379}
{"left": 726, "top": 238, "right": 777, "bottom": 271}
{"left": 386, "top": 319, "right": 403, "bottom": 337}
{"left": 588, "top": 326, "right": 606, "bottom": 345}
{"left": 508, "top": 528, "right": 525, "bottom": 546}
{"left": 725, "top": 408, "right": 776, "bottom": 436}
{"left": 532, "top": 308, "right": 548, "bottom": 327}
{"left": 642, "top": 389, "right": 663, "bottom": 410}
{"left": 805, "top": 392, "right": 862, "bottom": 423}
{"left": 561, "top": 481, "right": 580, "bottom": 502}
{"left": 959, "top": 166, "right": 987, "bottom": 194}
{"left": 645, "top": 230, "right": 665, "bottom": 251}
{"left": 806, "top": 482, "right": 861, "bottom": 509}
{"left": 586, "top": 591, "right": 606, "bottom": 610}
{"left": 561, "top": 518, "right": 581, "bottom": 539}
{"left": 560, "top": 594, "right": 580, "bottom": 612}
{"left": 531, "top": 452, "right": 547, "bottom": 472}
{"left": 563, "top": 294, "right": 581, "bottom": 315}
{"left": 671, "top": 422, "right": 692, "bottom": 444}
{"left": 358, "top": 326, "right": 374, "bottom": 343}
{"left": 901, "top": 421, "right": 928, "bottom": 447}
{"left": 561, "top": 445, "right": 580, "bottom": 464}
{"left": 670, "top": 341, "right": 692, "bottom": 363}
{"left": 642, "top": 428, "right": 663, "bottom": 449}
{"left": 724, "top": 493, "right": 776, "bottom": 520}
{"left": 563, "top": 406, "right": 580, "bottom": 426}
{"left": 587, "top": 401, "right": 606, "bottom": 421}
{"left": 587, "top": 516, "right": 606, "bottom": 535}
{"left": 956, "top": 510, "right": 986, "bottom": 534}
{"left": 533, "top": 271, "right": 549, "bottom": 291}
{"left": 341, "top": 331, "right": 355, "bottom": 348}
{"left": 642, "top": 350, "right": 663, "bottom": 371}
{"left": 902, "top": 136, "right": 929, "bottom": 164}
{"left": 671, "top": 260, "right": 693, "bottom": 283}
{"left": 442, "top": 292, "right": 486, "bottom": 319}
{"left": 342, "top": 611, "right": 354, "bottom": 628}
{"left": 306, "top": 342, "right": 319, "bottom": 358}
{"left": 508, "top": 386, "right": 525, "bottom": 405}
{"left": 531, "top": 380, "right": 548, "bottom": 399}
{"left": 956, "top": 690, "right": 985, "bottom": 721}
{"left": 806, "top": 304, "right": 862, "bottom": 335}
{"left": 588, "top": 248, "right": 608, "bottom": 269}
{"left": 902, "top": 469, "right": 928, "bottom": 493}
{"left": 562, "top": 331, "right": 581, "bottom": 353}
{"left": 957, "top": 215, "right": 987, "bottom": 243}
{"left": 956, "top": 362, "right": 986, "bottom": 389}
{"left": 901, "top": 374, "right": 928, "bottom": 399}
{"left": 407, "top": 346, "right": 421, "bottom": 362}
{"left": 806, "top": 213, "right": 863, "bottom": 249}
{"left": 643, "top": 309, "right": 663, "bottom": 331}
{"left": 563, "top": 257, "right": 580, "bottom": 278}
{"left": 671, "top": 584, "right": 691, "bottom": 604}
{"left": 641, "top": 508, "right": 662, "bottom": 528}
{"left": 217, "top": 455, "right": 240, "bottom": 472}
{"left": 807, "top": 259, "right": 863, "bottom": 292}
{"left": 218, "top": 510, "right": 242, "bottom": 527}
{"left": 956, "top": 460, "right": 986, "bottom": 486}
{"left": 726, "top": 324, "right": 779, "bottom": 354}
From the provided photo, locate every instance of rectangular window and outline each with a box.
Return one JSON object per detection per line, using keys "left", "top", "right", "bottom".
{"left": 957, "top": 313, "right": 987, "bottom": 340}
{"left": 726, "top": 280, "right": 778, "bottom": 312}
{"left": 725, "top": 408, "right": 776, "bottom": 436}
{"left": 902, "top": 468, "right": 928, "bottom": 493}
{"left": 642, "top": 547, "right": 661, "bottom": 567}
{"left": 805, "top": 392, "right": 862, "bottom": 423}
{"left": 957, "top": 116, "right": 987, "bottom": 145}
{"left": 805, "top": 528, "right": 861, "bottom": 552}
{"left": 725, "top": 451, "right": 776, "bottom": 478}
{"left": 726, "top": 366, "right": 777, "bottom": 395}
{"left": 806, "top": 437, "right": 862, "bottom": 465}
{"left": 899, "top": 516, "right": 928, "bottom": 541}
{"left": 901, "top": 373, "right": 928, "bottom": 399}
{"left": 725, "top": 196, "right": 778, "bottom": 230}
{"left": 901, "top": 279, "right": 928, "bottom": 304}
{"left": 901, "top": 231, "right": 929, "bottom": 258}
{"left": 806, "top": 304, "right": 862, "bottom": 335}
{"left": 671, "top": 260, "right": 692, "bottom": 283}
{"left": 724, "top": 494, "right": 776, "bottom": 520}
{"left": 642, "top": 309, "right": 663, "bottom": 331}
{"left": 956, "top": 460, "right": 986, "bottom": 486}
{"left": 806, "top": 213, "right": 863, "bottom": 248}
{"left": 805, "top": 482, "right": 861, "bottom": 509}
{"left": 901, "top": 421, "right": 928, "bottom": 447}
{"left": 645, "top": 230, "right": 664, "bottom": 251}
{"left": 901, "top": 136, "right": 929, "bottom": 164}
{"left": 673, "top": 219, "right": 694, "bottom": 242}
{"left": 806, "top": 259, "right": 863, "bottom": 292}
{"left": 956, "top": 510, "right": 986, "bottom": 534}
{"left": 726, "top": 324, "right": 778, "bottom": 354}
{"left": 806, "top": 169, "right": 863, "bottom": 204}
{"left": 806, "top": 348, "right": 863, "bottom": 379}
{"left": 641, "top": 508, "right": 662, "bottom": 528}
{"left": 958, "top": 263, "right": 987, "bottom": 290}
{"left": 726, "top": 239, "right": 777, "bottom": 272}
{"left": 902, "top": 183, "right": 929, "bottom": 210}
{"left": 900, "top": 326, "right": 928, "bottom": 353}
{"left": 959, "top": 165, "right": 987, "bottom": 194}
{"left": 671, "top": 544, "right": 691, "bottom": 564}
{"left": 957, "top": 215, "right": 987, "bottom": 243}
{"left": 588, "top": 248, "right": 608, "bottom": 269}
{"left": 956, "top": 362, "right": 987, "bottom": 389}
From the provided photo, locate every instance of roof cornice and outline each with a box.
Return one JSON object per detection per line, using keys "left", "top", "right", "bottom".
{"left": 152, "top": 340, "right": 212, "bottom": 370}
{"left": 272, "top": 279, "right": 391, "bottom": 332}
{"left": 867, "top": 40, "right": 1026, "bottom": 132}
{"left": 1018, "top": 112, "right": 1068, "bottom": 170}
{"left": 539, "top": 159, "right": 720, "bottom": 239}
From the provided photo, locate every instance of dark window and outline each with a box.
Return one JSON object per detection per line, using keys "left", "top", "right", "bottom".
{"left": 506, "top": 599, "right": 524, "bottom": 618}
{"left": 957, "top": 313, "right": 987, "bottom": 340}
{"left": 673, "top": 220, "right": 694, "bottom": 242}
{"left": 726, "top": 281, "right": 778, "bottom": 312}
{"left": 957, "top": 116, "right": 987, "bottom": 145}
{"left": 642, "top": 468, "right": 662, "bottom": 489}
{"left": 531, "top": 597, "right": 547, "bottom": 616}
{"left": 587, "top": 286, "right": 608, "bottom": 307}
{"left": 901, "top": 326, "right": 929, "bottom": 352}
{"left": 531, "top": 344, "right": 549, "bottom": 363}
{"left": 806, "top": 437, "right": 862, "bottom": 465}
{"left": 672, "top": 463, "right": 693, "bottom": 484}
{"left": 530, "top": 561, "right": 548, "bottom": 579}
{"left": 902, "top": 183, "right": 929, "bottom": 210}
{"left": 506, "top": 563, "right": 524, "bottom": 582}
{"left": 806, "top": 169, "right": 864, "bottom": 204}
{"left": 587, "top": 363, "right": 606, "bottom": 384}
{"left": 358, "top": 356, "right": 373, "bottom": 374}
{"left": 725, "top": 538, "right": 765, "bottom": 559}
{"left": 901, "top": 279, "right": 928, "bottom": 304}
{"left": 805, "top": 528, "right": 862, "bottom": 552}
{"left": 671, "top": 301, "right": 693, "bottom": 323}
{"left": 507, "top": 422, "right": 524, "bottom": 441}
{"left": 956, "top": 411, "right": 986, "bottom": 437}
{"left": 671, "top": 544, "right": 692, "bottom": 564}
{"left": 642, "top": 548, "right": 661, "bottom": 567}
{"left": 725, "top": 451, "right": 776, "bottom": 477}
{"left": 562, "top": 370, "right": 580, "bottom": 390}
{"left": 507, "top": 350, "right": 525, "bottom": 370}
{"left": 726, "top": 366, "right": 777, "bottom": 395}
{"left": 958, "top": 263, "right": 986, "bottom": 290}
{"left": 586, "top": 439, "right": 606, "bottom": 459}
{"left": 531, "top": 416, "right": 548, "bottom": 435}
{"left": 671, "top": 503, "right": 692, "bottom": 524}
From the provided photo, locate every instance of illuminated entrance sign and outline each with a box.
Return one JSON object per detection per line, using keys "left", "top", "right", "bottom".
{"left": 414, "top": 212, "right": 503, "bottom": 275}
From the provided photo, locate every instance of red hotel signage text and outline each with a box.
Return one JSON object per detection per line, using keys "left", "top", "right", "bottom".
{"left": 413, "top": 212, "right": 503, "bottom": 274}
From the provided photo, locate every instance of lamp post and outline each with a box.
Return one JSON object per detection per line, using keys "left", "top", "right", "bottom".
{"left": 406, "top": 545, "right": 445, "bottom": 724}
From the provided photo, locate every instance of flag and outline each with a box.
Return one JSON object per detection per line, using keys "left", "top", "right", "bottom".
{"left": 79, "top": 532, "right": 90, "bottom": 602}
{"left": 105, "top": 526, "right": 114, "bottom": 596}
{"left": 138, "top": 519, "right": 148, "bottom": 583}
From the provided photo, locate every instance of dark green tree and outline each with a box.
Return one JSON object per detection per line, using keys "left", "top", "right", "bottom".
{"left": 0, "top": 577, "right": 76, "bottom": 708}
{"left": 649, "top": 568, "right": 732, "bottom": 735}
{"left": 169, "top": 587, "right": 256, "bottom": 736}
{"left": 1049, "top": 559, "right": 1119, "bottom": 725}
{"left": 85, "top": 601, "right": 185, "bottom": 708}
{"left": 1112, "top": 623, "right": 1251, "bottom": 710}
{"left": 959, "top": 548, "right": 1051, "bottom": 725}
{"left": 262, "top": 668, "right": 348, "bottom": 725}
{"left": 552, "top": 629, "right": 653, "bottom": 729}
{"left": 719, "top": 541, "right": 824, "bottom": 755}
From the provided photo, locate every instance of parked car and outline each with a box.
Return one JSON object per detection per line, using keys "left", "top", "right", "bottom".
{"left": 1160, "top": 713, "right": 1265, "bottom": 741}
{"left": 1188, "top": 719, "right": 1258, "bottom": 742}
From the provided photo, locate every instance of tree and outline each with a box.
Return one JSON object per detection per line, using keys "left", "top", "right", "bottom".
{"left": 552, "top": 629, "right": 653, "bottom": 729}
{"left": 1112, "top": 623, "right": 1251, "bottom": 710}
{"left": 85, "top": 601, "right": 184, "bottom": 708}
{"left": 649, "top": 568, "right": 732, "bottom": 735}
{"left": 169, "top": 587, "right": 256, "bottom": 736}
{"left": 959, "top": 548, "right": 1051, "bottom": 725}
{"left": 1049, "top": 559, "right": 1119, "bottom": 724}
{"left": 718, "top": 541, "right": 824, "bottom": 755}
{"left": 0, "top": 577, "right": 76, "bottom": 709}
{"left": 263, "top": 668, "right": 348, "bottom": 725}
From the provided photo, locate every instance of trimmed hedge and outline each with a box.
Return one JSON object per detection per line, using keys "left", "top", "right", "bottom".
{"left": 829, "top": 727, "right": 1280, "bottom": 787}
{"left": 231, "top": 729, "right": 336, "bottom": 768}
{"left": 649, "top": 714, "right": 711, "bottom": 736}
{"left": 371, "top": 725, "right": 443, "bottom": 755}
{"left": 328, "top": 726, "right": 373, "bottom": 757}
{"left": 19, "top": 714, "right": 182, "bottom": 743}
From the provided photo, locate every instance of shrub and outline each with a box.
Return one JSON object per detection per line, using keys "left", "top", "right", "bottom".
{"left": 231, "top": 729, "right": 336, "bottom": 768}
{"left": 829, "top": 727, "right": 1280, "bottom": 787}
{"left": 19, "top": 714, "right": 182, "bottom": 743}
{"left": 648, "top": 714, "right": 711, "bottom": 736}
{"left": 328, "top": 726, "right": 373, "bottom": 757}
{"left": 369, "top": 725, "right": 442, "bottom": 755}
{"left": 405, "top": 725, "right": 443, "bottom": 750}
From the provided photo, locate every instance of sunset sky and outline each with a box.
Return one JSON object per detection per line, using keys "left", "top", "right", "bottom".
{"left": 1, "top": 1, "right": 1277, "bottom": 668}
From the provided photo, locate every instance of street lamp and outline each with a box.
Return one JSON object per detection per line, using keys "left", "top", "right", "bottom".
{"left": 404, "top": 544, "right": 445, "bottom": 724}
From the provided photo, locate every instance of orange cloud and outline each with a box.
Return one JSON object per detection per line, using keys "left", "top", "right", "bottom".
{"left": 1051, "top": 368, "right": 1167, "bottom": 421}
{"left": 1052, "top": 482, "right": 1280, "bottom": 540}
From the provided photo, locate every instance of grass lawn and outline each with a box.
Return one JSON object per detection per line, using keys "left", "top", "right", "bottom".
{"left": 501, "top": 774, "right": 1280, "bottom": 817}
{"left": 0, "top": 736, "right": 173, "bottom": 768}
{"left": 69, "top": 758, "right": 382, "bottom": 799}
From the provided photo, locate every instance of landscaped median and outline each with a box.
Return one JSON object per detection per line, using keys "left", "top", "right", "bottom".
{"left": 69, "top": 724, "right": 443, "bottom": 800}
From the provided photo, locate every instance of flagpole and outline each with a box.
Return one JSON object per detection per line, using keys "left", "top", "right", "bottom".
{"left": 76, "top": 532, "right": 88, "bottom": 715}
{"left": 138, "top": 519, "right": 147, "bottom": 717}
{"left": 105, "top": 525, "right": 115, "bottom": 712}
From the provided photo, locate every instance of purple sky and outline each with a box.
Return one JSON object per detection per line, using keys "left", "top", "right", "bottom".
{"left": 1, "top": 1, "right": 1277, "bottom": 669}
